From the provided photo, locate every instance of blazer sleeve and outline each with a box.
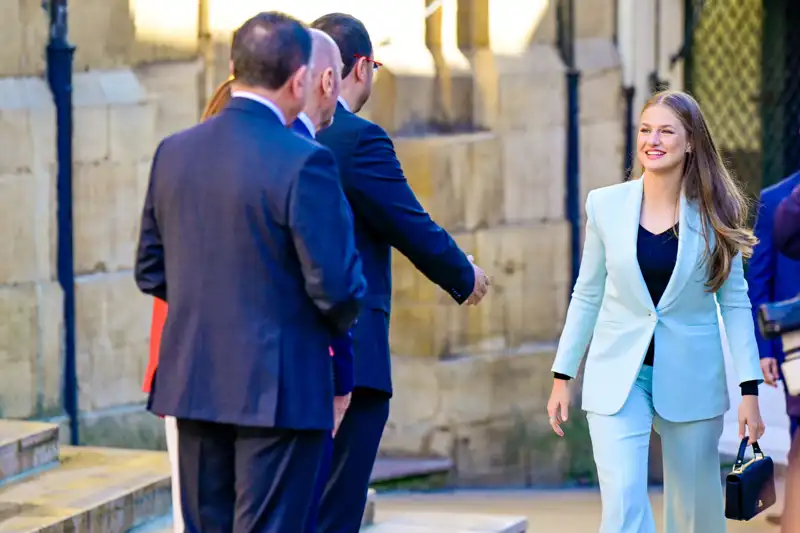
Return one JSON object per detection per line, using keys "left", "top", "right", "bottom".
{"left": 551, "top": 191, "right": 607, "bottom": 378}
{"left": 288, "top": 147, "right": 367, "bottom": 334}
{"left": 774, "top": 183, "right": 800, "bottom": 260}
{"left": 746, "top": 193, "right": 779, "bottom": 360}
{"left": 717, "top": 253, "right": 764, "bottom": 385}
{"left": 135, "top": 141, "right": 167, "bottom": 302}
{"left": 345, "top": 123, "right": 475, "bottom": 304}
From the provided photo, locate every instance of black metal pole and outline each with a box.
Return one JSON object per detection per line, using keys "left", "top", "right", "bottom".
{"left": 623, "top": 86, "right": 636, "bottom": 180}
{"left": 559, "top": 0, "right": 581, "bottom": 290}
{"left": 566, "top": 67, "right": 581, "bottom": 290}
{"left": 46, "top": 0, "right": 78, "bottom": 445}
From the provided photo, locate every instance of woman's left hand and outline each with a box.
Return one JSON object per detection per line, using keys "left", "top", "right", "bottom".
{"left": 738, "top": 395, "right": 765, "bottom": 444}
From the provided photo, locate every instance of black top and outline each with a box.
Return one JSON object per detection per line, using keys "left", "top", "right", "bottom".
{"left": 638, "top": 224, "right": 679, "bottom": 366}
{"left": 555, "top": 223, "right": 758, "bottom": 396}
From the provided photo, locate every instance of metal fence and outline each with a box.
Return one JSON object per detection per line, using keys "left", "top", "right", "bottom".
{"left": 683, "top": 0, "right": 800, "bottom": 197}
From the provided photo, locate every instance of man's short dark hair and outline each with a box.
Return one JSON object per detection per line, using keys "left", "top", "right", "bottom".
{"left": 231, "top": 12, "right": 311, "bottom": 90}
{"left": 311, "top": 13, "right": 373, "bottom": 79}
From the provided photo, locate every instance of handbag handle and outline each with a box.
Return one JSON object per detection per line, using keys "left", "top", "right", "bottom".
{"left": 732, "top": 437, "right": 765, "bottom": 473}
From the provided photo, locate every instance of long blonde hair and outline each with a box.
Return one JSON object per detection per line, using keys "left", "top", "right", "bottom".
{"left": 642, "top": 90, "right": 758, "bottom": 292}
{"left": 201, "top": 77, "right": 234, "bottom": 120}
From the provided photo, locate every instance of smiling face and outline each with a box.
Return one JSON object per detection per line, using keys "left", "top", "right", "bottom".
{"left": 637, "top": 103, "right": 690, "bottom": 174}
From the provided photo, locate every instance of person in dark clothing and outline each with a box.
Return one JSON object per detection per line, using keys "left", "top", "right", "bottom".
{"left": 309, "top": 12, "right": 491, "bottom": 533}
{"left": 775, "top": 180, "right": 800, "bottom": 260}
{"left": 135, "top": 12, "right": 366, "bottom": 532}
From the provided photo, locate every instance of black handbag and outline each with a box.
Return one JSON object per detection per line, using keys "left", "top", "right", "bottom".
{"left": 724, "top": 437, "right": 776, "bottom": 521}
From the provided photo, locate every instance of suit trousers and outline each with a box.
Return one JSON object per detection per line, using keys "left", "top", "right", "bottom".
{"left": 177, "top": 418, "right": 326, "bottom": 533}
{"left": 316, "top": 387, "right": 391, "bottom": 533}
{"left": 165, "top": 416, "right": 184, "bottom": 533}
{"left": 587, "top": 365, "right": 726, "bottom": 533}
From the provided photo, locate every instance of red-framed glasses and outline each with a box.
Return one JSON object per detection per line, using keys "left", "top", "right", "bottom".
{"left": 354, "top": 53, "right": 382, "bottom": 70}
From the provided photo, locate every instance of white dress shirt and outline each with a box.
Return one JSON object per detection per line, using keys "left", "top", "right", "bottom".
{"left": 296, "top": 112, "right": 316, "bottom": 138}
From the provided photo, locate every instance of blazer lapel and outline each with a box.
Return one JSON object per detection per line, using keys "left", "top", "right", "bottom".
{"left": 623, "top": 178, "right": 657, "bottom": 312}
{"left": 657, "top": 191, "right": 701, "bottom": 312}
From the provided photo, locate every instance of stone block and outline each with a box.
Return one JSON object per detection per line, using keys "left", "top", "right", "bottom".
{"left": 473, "top": 223, "right": 571, "bottom": 345}
{"left": 0, "top": 282, "right": 66, "bottom": 418}
{"left": 0, "top": 283, "right": 61, "bottom": 419}
{"left": 382, "top": 343, "right": 589, "bottom": 485}
{"left": 362, "top": 51, "right": 438, "bottom": 135}
{"left": 0, "top": 283, "right": 62, "bottom": 418}
{"left": 79, "top": 405, "right": 166, "bottom": 450}
{"left": 0, "top": 421, "right": 60, "bottom": 483}
{"left": 0, "top": 284, "right": 37, "bottom": 418}
{"left": 0, "top": 171, "right": 55, "bottom": 284}
{"left": 495, "top": 48, "right": 566, "bottom": 132}
{"left": 74, "top": 69, "right": 156, "bottom": 165}
{"left": 73, "top": 160, "right": 149, "bottom": 274}
{"left": 0, "top": 78, "right": 56, "bottom": 174}
{"left": 488, "top": 0, "right": 558, "bottom": 54}
{"left": 0, "top": 1, "right": 48, "bottom": 77}
{"left": 501, "top": 130, "right": 566, "bottom": 222}
{"left": 69, "top": 0, "right": 137, "bottom": 71}
{"left": 394, "top": 133, "right": 504, "bottom": 234}
{"left": 576, "top": 38, "right": 623, "bottom": 124}
{"left": 128, "top": 0, "right": 200, "bottom": 65}
{"left": 390, "top": 223, "right": 569, "bottom": 355}
{"left": 576, "top": 0, "right": 617, "bottom": 40}
{"left": 75, "top": 273, "right": 151, "bottom": 411}
{"left": 136, "top": 59, "right": 203, "bottom": 141}
{"left": 580, "top": 120, "right": 626, "bottom": 213}
{"left": 38, "top": 282, "right": 65, "bottom": 414}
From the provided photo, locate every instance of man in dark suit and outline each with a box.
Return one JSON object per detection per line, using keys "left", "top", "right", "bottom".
{"left": 309, "top": 13, "right": 491, "bottom": 533}
{"left": 134, "top": 12, "right": 366, "bottom": 533}
{"left": 747, "top": 171, "right": 800, "bottom": 527}
{"left": 287, "top": 28, "right": 354, "bottom": 533}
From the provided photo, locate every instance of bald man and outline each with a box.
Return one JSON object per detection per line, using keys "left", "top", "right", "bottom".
{"left": 294, "top": 29, "right": 344, "bottom": 136}
{"left": 289, "top": 29, "right": 356, "bottom": 533}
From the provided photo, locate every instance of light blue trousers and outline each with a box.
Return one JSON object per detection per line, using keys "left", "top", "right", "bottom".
{"left": 587, "top": 366, "right": 726, "bottom": 533}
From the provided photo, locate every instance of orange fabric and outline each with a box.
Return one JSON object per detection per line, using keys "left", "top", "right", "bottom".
{"left": 143, "top": 298, "right": 168, "bottom": 393}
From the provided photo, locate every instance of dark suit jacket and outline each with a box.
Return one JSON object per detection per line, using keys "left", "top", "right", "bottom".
{"left": 292, "top": 116, "right": 354, "bottom": 396}
{"left": 749, "top": 171, "right": 800, "bottom": 418}
{"left": 135, "top": 97, "right": 366, "bottom": 430}
{"left": 775, "top": 173, "right": 800, "bottom": 260}
{"left": 315, "top": 102, "right": 475, "bottom": 394}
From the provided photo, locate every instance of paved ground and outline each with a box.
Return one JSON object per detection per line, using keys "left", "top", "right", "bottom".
{"left": 375, "top": 487, "right": 783, "bottom": 532}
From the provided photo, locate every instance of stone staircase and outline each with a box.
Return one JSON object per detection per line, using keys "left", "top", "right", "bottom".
{"left": 0, "top": 420, "right": 527, "bottom": 532}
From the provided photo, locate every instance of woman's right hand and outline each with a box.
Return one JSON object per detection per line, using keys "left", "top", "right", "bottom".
{"left": 547, "top": 379, "right": 571, "bottom": 437}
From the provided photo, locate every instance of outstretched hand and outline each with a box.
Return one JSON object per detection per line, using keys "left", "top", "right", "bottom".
{"left": 466, "top": 254, "right": 491, "bottom": 306}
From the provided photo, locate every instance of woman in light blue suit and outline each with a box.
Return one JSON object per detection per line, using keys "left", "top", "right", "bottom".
{"left": 547, "top": 90, "right": 766, "bottom": 533}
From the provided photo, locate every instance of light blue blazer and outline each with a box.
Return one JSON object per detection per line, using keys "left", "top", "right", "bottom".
{"left": 551, "top": 178, "right": 763, "bottom": 423}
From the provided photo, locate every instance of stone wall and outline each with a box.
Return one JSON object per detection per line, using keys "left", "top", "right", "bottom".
{"left": 0, "top": 0, "right": 624, "bottom": 483}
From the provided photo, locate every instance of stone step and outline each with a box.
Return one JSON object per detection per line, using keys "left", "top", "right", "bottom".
{"left": 364, "top": 512, "right": 528, "bottom": 533}
{"left": 0, "top": 446, "right": 171, "bottom": 533}
{"left": 370, "top": 457, "right": 453, "bottom": 485}
{"left": 128, "top": 488, "right": 377, "bottom": 532}
{"left": 0, "top": 421, "right": 59, "bottom": 486}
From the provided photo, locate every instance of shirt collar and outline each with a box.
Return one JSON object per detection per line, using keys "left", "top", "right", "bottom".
{"left": 337, "top": 96, "right": 351, "bottom": 113}
{"left": 230, "top": 91, "right": 286, "bottom": 125}
{"left": 296, "top": 112, "right": 316, "bottom": 138}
